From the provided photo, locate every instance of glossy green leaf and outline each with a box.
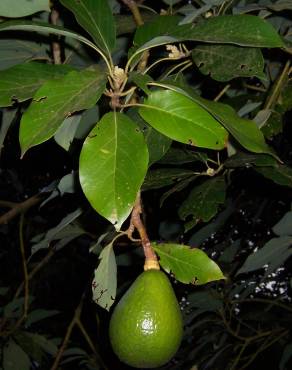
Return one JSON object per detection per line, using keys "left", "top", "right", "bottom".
{"left": 79, "top": 112, "right": 149, "bottom": 230}
{"left": 0, "top": 0, "right": 50, "bottom": 18}
{"left": 142, "top": 168, "right": 196, "bottom": 191}
{"left": 153, "top": 81, "right": 275, "bottom": 157}
{"left": 0, "top": 62, "right": 73, "bottom": 107}
{"left": 128, "top": 109, "right": 172, "bottom": 165}
{"left": 129, "top": 72, "right": 153, "bottom": 95}
{"left": 175, "top": 15, "right": 284, "bottom": 48}
{"left": 179, "top": 176, "right": 226, "bottom": 231}
{"left": 255, "top": 165, "right": 292, "bottom": 188}
{"left": 272, "top": 211, "right": 292, "bottom": 237}
{"left": 3, "top": 339, "right": 31, "bottom": 370}
{"left": 19, "top": 68, "right": 106, "bottom": 156}
{"left": 60, "top": 0, "right": 116, "bottom": 56}
{"left": 153, "top": 243, "right": 225, "bottom": 284}
{"left": 237, "top": 236, "right": 292, "bottom": 275}
{"left": 0, "top": 39, "right": 50, "bottom": 71}
{"left": 92, "top": 243, "right": 117, "bottom": 311}
{"left": 132, "top": 14, "right": 284, "bottom": 60}
{"left": 192, "top": 44, "right": 265, "bottom": 82}
{"left": 139, "top": 90, "right": 228, "bottom": 149}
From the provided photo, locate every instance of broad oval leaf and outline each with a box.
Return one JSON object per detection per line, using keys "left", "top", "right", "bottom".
{"left": 127, "top": 108, "right": 172, "bottom": 165}
{"left": 132, "top": 14, "right": 284, "bottom": 60}
{"left": 0, "top": 0, "right": 50, "bottom": 18}
{"left": 0, "top": 62, "right": 74, "bottom": 107}
{"left": 79, "top": 112, "right": 149, "bottom": 230}
{"left": 152, "top": 81, "right": 276, "bottom": 157}
{"left": 176, "top": 15, "right": 284, "bottom": 48}
{"left": 192, "top": 44, "right": 265, "bottom": 82}
{"left": 179, "top": 176, "right": 226, "bottom": 231}
{"left": 139, "top": 90, "right": 228, "bottom": 149}
{"left": 19, "top": 68, "right": 106, "bottom": 156}
{"left": 60, "top": 0, "right": 116, "bottom": 56}
{"left": 3, "top": 339, "right": 31, "bottom": 370}
{"left": 92, "top": 244, "right": 117, "bottom": 311}
{"left": 153, "top": 243, "right": 225, "bottom": 284}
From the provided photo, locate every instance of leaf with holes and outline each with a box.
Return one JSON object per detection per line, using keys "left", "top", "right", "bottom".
{"left": 0, "top": 62, "right": 74, "bottom": 107}
{"left": 192, "top": 44, "right": 265, "bottom": 82}
{"left": 139, "top": 90, "right": 228, "bottom": 149}
{"left": 153, "top": 243, "right": 225, "bottom": 284}
{"left": 92, "top": 244, "right": 117, "bottom": 311}
{"left": 19, "top": 68, "right": 106, "bottom": 156}
{"left": 60, "top": 0, "right": 116, "bottom": 56}
{"left": 179, "top": 176, "right": 226, "bottom": 231}
{"left": 79, "top": 112, "right": 148, "bottom": 230}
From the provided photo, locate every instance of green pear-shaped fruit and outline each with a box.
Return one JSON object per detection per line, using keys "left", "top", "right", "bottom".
{"left": 109, "top": 269, "right": 183, "bottom": 368}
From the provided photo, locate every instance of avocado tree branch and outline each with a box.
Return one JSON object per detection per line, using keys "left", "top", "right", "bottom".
{"left": 0, "top": 193, "right": 44, "bottom": 225}
{"left": 128, "top": 192, "right": 159, "bottom": 270}
{"left": 50, "top": 292, "right": 85, "bottom": 370}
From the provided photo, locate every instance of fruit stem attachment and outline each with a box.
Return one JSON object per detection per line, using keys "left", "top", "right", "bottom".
{"left": 129, "top": 192, "right": 160, "bottom": 271}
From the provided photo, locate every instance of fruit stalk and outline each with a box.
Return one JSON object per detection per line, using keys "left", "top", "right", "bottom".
{"left": 130, "top": 192, "right": 160, "bottom": 271}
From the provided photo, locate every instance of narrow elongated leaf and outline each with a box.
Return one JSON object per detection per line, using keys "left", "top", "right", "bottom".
{"left": 237, "top": 236, "right": 292, "bottom": 275}
{"left": 0, "top": 39, "right": 50, "bottom": 70}
{"left": 192, "top": 44, "right": 265, "bottom": 82}
{"left": 79, "top": 112, "right": 149, "bottom": 230}
{"left": 142, "top": 168, "right": 196, "bottom": 191}
{"left": 60, "top": 0, "right": 116, "bottom": 56}
{"left": 0, "top": 21, "right": 102, "bottom": 55}
{"left": 179, "top": 176, "right": 226, "bottom": 231}
{"left": 0, "top": 108, "right": 17, "bottom": 158}
{"left": 19, "top": 68, "right": 106, "bottom": 156}
{"left": 92, "top": 244, "right": 117, "bottom": 311}
{"left": 224, "top": 152, "right": 277, "bottom": 168}
{"left": 152, "top": 81, "right": 275, "bottom": 157}
{"left": 255, "top": 165, "right": 292, "bottom": 187}
{"left": 0, "top": 0, "right": 50, "bottom": 18}
{"left": 272, "top": 211, "right": 292, "bottom": 236}
{"left": 139, "top": 90, "right": 228, "bottom": 149}
{"left": 153, "top": 243, "right": 225, "bottom": 284}
{"left": 158, "top": 148, "right": 208, "bottom": 165}
{"left": 0, "top": 62, "right": 73, "bottom": 107}
{"left": 3, "top": 339, "right": 31, "bottom": 370}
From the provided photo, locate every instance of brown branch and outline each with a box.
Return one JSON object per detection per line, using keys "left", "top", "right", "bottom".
{"left": 120, "top": 0, "right": 144, "bottom": 26}
{"left": 50, "top": 8, "right": 62, "bottom": 64}
{"left": 50, "top": 293, "right": 85, "bottom": 370}
{"left": 0, "top": 194, "right": 43, "bottom": 225}
{"left": 128, "top": 192, "right": 159, "bottom": 270}
{"left": 76, "top": 319, "right": 108, "bottom": 370}
{"left": 0, "top": 214, "right": 30, "bottom": 336}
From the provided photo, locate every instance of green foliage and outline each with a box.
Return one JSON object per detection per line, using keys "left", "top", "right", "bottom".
{"left": 0, "top": 0, "right": 291, "bottom": 369}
